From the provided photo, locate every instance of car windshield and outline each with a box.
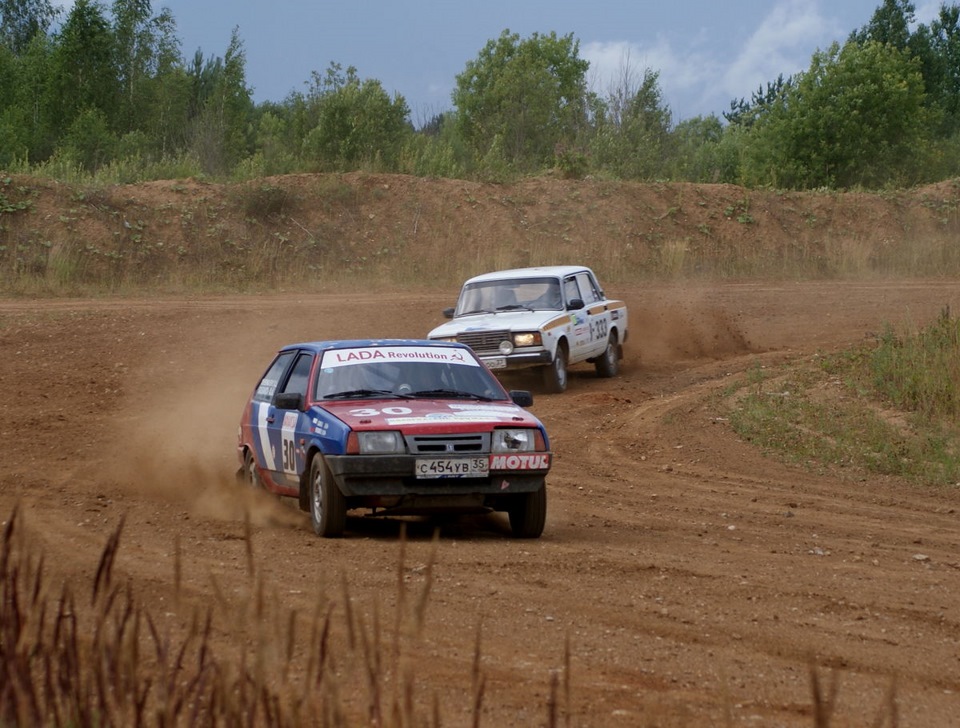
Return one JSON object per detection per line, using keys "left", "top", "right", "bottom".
{"left": 455, "top": 277, "right": 563, "bottom": 315}
{"left": 314, "top": 344, "right": 507, "bottom": 401}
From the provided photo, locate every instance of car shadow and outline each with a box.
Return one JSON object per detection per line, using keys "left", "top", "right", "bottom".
{"left": 342, "top": 511, "right": 514, "bottom": 541}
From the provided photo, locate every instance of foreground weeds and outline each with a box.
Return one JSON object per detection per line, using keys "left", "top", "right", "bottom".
{"left": 0, "top": 506, "right": 574, "bottom": 727}
{"left": 728, "top": 307, "right": 960, "bottom": 484}
{"left": 0, "top": 502, "right": 904, "bottom": 727}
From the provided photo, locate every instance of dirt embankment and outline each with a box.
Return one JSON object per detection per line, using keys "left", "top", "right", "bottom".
{"left": 2, "top": 173, "right": 960, "bottom": 291}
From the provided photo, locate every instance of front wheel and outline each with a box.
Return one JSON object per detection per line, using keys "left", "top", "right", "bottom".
{"left": 542, "top": 344, "right": 568, "bottom": 393}
{"left": 508, "top": 484, "right": 547, "bottom": 538}
{"left": 595, "top": 333, "right": 619, "bottom": 378}
{"left": 310, "top": 455, "right": 346, "bottom": 537}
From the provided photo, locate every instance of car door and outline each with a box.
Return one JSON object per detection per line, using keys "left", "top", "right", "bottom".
{"left": 262, "top": 351, "right": 314, "bottom": 491}
{"left": 574, "top": 270, "right": 612, "bottom": 359}
{"left": 562, "top": 275, "right": 592, "bottom": 361}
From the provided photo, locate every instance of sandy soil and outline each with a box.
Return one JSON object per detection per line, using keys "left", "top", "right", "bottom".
{"left": 2, "top": 280, "right": 960, "bottom": 726}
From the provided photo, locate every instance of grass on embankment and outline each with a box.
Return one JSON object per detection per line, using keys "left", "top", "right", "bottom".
{"left": 726, "top": 307, "right": 960, "bottom": 485}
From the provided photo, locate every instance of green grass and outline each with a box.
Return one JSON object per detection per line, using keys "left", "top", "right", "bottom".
{"left": 727, "top": 308, "right": 960, "bottom": 484}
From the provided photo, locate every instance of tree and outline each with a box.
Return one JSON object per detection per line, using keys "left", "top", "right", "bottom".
{"left": 743, "top": 40, "right": 931, "bottom": 189}
{"left": 0, "top": 0, "right": 58, "bottom": 55}
{"left": 590, "top": 65, "right": 673, "bottom": 179}
{"left": 850, "top": 0, "right": 915, "bottom": 49}
{"left": 300, "top": 62, "right": 410, "bottom": 171}
{"left": 112, "top": 0, "right": 181, "bottom": 136}
{"left": 668, "top": 115, "right": 741, "bottom": 184}
{"left": 453, "top": 30, "right": 589, "bottom": 172}
{"left": 47, "top": 0, "right": 118, "bottom": 136}
{"left": 724, "top": 74, "right": 792, "bottom": 127}
{"left": 924, "top": 4, "right": 960, "bottom": 135}
{"left": 61, "top": 106, "right": 117, "bottom": 171}
{"left": 189, "top": 27, "right": 251, "bottom": 174}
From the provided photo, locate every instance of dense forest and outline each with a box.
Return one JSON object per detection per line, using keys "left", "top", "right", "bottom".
{"left": 2, "top": 0, "right": 960, "bottom": 189}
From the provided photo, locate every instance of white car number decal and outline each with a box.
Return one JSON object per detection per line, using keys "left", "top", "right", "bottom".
{"left": 348, "top": 406, "right": 414, "bottom": 417}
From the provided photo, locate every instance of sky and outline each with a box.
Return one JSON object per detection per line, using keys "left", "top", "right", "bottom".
{"left": 53, "top": 0, "right": 945, "bottom": 126}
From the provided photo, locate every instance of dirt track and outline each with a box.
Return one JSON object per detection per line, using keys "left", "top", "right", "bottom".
{"left": 3, "top": 280, "right": 960, "bottom": 726}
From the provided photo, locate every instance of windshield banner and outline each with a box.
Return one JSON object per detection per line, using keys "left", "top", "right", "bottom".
{"left": 321, "top": 345, "right": 478, "bottom": 369}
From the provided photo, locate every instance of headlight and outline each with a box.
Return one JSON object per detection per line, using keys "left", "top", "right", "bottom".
{"left": 513, "top": 332, "right": 542, "bottom": 348}
{"left": 492, "top": 429, "right": 535, "bottom": 452}
{"left": 355, "top": 431, "right": 405, "bottom": 454}
{"left": 498, "top": 339, "right": 514, "bottom": 355}
{"left": 434, "top": 336, "right": 458, "bottom": 343}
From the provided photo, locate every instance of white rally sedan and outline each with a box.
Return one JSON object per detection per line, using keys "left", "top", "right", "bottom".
{"left": 428, "top": 265, "right": 628, "bottom": 393}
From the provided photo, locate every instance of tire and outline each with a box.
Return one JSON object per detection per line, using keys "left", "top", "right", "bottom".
{"left": 508, "top": 483, "right": 547, "bottom": 539}
{"left": 243, "top": 449, "right": 264, "bottom": 490}
{"left": 595, "top": 333, "right": 619, "bottom": 378}
{"left": 309, "top": 455, "right": 346, "bottom": 537}
{"left": 542, "top": 343, "right": 568, "bottom": 393}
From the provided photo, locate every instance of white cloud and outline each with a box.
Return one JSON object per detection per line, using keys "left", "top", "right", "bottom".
{"left": 914, "top": 1, "right": 943, "bottom": 24}
{"left": 581, "top": 1, "right": 846, "bottom": 122}
{"left": 582, "top": 36, "right": 720, "bottom": 120}
{"left": 720, "top": 0, "right": 840, "bottom": 107}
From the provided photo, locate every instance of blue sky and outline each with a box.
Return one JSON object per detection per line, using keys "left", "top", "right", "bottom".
{"left": 54, "top": 1, "right": 943, "bottom": 125}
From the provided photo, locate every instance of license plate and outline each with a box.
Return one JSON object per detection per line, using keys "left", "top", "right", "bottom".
{"left": 415, "top": 457, "right": 489, "bottom": 479}
{"left": 484, "top": 357, "right": 507, "bottom": 370}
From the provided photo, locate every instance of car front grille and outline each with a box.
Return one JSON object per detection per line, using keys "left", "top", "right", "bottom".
{"left": 405, "top": 433, "right": 490, "bottom": 454}
{"left": 455, "top": 330, "right": 510, "bottom": 354}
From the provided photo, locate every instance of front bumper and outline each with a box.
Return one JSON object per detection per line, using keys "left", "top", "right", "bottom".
{"left": 478, "top": 349, "right": 552, "bottom": 371}
{"left": 325, "top": 453, "right": 549, "bottom": 501}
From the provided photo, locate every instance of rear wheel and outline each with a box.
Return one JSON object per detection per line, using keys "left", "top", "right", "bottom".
{"left": 595, "top": 333, "right": 619, "bottom": 378}
{"left": 542, "top": 343, "right": 568, "bottom": 393}
{"left": 508, "top": 483, "right": 547, "bottom": 538}
{"left": 310, "top": 455, "right": 346, "bottom": 537}
{"left": 243, "top": 449, "right": 263, "bottom": 489}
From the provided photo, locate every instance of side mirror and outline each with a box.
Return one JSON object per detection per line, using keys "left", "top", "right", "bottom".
{"left": 443, "top": 307, "right": 455, "bottom": 319}
{"left": 567, "top": 298, "right": 585, "bottom": 311}
{"left": 509, "top": 390, "right": 534, "bottom": 407}
{"left": 274, "top": 392, "right": 304, "bottom": 411}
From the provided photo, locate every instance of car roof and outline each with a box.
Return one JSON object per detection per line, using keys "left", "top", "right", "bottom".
{"left": 278, "top": 338, "right": 471, "bottom": 355}
{"left": 463, "top": 265, "right": 593, "bottom": 284}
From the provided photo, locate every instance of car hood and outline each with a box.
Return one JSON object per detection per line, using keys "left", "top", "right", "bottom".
{"left": 428, "top": 310, "right": 566, "bottom": 338}
{"left": 318, "top": 398, "right": 542, "bottom": 431}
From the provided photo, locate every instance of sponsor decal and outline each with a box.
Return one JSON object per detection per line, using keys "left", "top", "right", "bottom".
{"left": 386, "top": 413, "right": 505, "bottom": 425}
{"left": 447, "top": 403, "right": 520, "bottom": 413}
{"left": 489, "top": 453, "right": 550, "bottom": 470}
{"left": 321, "top": 346, "right": 476, "bottom": 369}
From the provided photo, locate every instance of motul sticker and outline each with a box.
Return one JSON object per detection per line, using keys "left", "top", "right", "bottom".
{"left": 489, "top": 453, "right": 550, "bottom": 470}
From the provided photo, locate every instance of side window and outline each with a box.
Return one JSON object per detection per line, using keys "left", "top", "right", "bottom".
{"left": 280, "top": 353, "right": 313, "bottom": 398}
{"left": 254, "top": 352, "right": 296, "bottom": 402}
{"left": 563, "top": 277, "right": 581, "bottom": 305}
{"left": 575, "top": 272, "right": 601, "bottom": 304}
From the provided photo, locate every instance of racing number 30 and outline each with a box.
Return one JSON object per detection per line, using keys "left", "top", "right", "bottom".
{"left": 282, "top": 438, "right": 296, "bottom": 471}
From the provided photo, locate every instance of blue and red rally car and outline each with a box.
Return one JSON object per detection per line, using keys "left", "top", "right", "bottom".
{"left": 237, "top": 339, "right": 551, "bottom": 537}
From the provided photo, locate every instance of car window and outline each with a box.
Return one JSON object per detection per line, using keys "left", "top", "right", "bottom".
{"left": 575, "top": 272, "right": 601, "bottom": 304}
{"left": 280, "top": 352, "right": 313, "bottom": 398}
{"left": 456, "top": 278, "right": 562, "bottom": 314}
{"left": 564, "top": 276, "right": 582, "bottom": 303}
{"left": 515, "top": 280, "right": 562, "bottom": 310}
{"left": 316, "top": 345, "right": 507, "bottom": 400}
{"left": 254, "top": 351, "right": 296, "bottom": 402}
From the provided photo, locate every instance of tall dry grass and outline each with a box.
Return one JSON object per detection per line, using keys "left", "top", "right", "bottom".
{"left": 0, "top": 505, "right": 573, "bottom": 727}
